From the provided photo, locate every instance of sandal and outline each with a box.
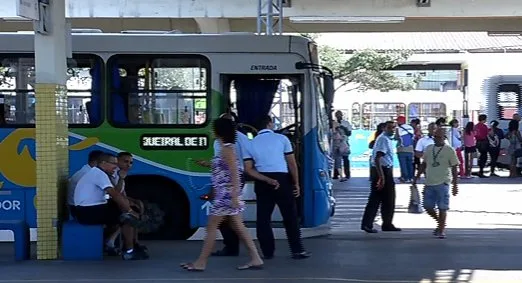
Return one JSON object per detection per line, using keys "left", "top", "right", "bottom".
{"left": 237, "top": 263, "right": 264, "bottom": 270}
{"left": 180, "top": 262, "right": 205, "bottom": 272}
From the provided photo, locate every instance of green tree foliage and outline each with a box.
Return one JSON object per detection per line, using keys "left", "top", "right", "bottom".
{"left": 302, "top": 33, "right": 418, "bottom": 92}
{"left": 322, "top": 47, "right": 418, "bottom": 92}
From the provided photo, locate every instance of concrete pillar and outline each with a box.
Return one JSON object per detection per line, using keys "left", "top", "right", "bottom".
{"left": 34, "top": 0, "right": 69, "bottom": 260}
{"left": 194, "top": 18, "right": 230, "bottom": 34}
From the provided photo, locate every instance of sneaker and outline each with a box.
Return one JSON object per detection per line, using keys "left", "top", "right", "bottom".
{"left": 122, "top": 249, "right": 147, "bottom": 260}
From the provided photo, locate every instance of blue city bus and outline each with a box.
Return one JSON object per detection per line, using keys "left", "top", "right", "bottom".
{"left": 0, "top": 31, "right": 335, "bottom": 240}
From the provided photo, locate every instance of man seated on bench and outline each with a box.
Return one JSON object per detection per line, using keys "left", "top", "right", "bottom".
{"left": 74, "top": 152, "right": 148, "bottom": 261}
{"left": 105, "top": 152, "right": 148, "bottom": 257}
{"left": 67, "top": 150, "right": 104, "bottom": 219}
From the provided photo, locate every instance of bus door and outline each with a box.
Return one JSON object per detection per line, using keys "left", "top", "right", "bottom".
{"left": 220, "top": 74, "right": 304, "bottom": 225}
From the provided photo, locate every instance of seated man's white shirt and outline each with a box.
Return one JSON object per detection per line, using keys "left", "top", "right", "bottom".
{"left": 74, "top": 167, "right": 114, "bottom": 207}
{"left": 67, "top": 164, "right": 92, "bottom": 206}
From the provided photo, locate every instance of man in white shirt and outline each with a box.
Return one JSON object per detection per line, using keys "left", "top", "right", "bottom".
{"left": 244, "top": 115, "right": 310, "bottom": 260}
{"left": 415, "top": 122, "right": 438, "bottom": 158}
{"left": 67, "top": 150, "right": 103, "bottom": 218}
{"left": 74, "top": 152, "right": 146, "bottom": 261}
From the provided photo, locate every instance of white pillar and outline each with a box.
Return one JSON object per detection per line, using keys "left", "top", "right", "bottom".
{"left": 194, "top": 18, "right": 231, "bottom": 34}
{"left": 34, "top": 1, "right": 67, "bottom": 85}
{"left": 34, "top": 0, "right": 69, "bottom": 260}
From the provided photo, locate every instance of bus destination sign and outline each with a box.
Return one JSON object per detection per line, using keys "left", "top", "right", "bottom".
{"left": 140, "top": 134, "right": 209, "bottom": 150}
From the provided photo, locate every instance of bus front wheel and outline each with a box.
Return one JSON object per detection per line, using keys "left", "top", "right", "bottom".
{"left": 125, "top": 175, "right": 197, "bottom": 240}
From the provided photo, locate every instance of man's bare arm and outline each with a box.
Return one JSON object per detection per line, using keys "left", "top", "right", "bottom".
{"left": 244, "top": 160, "right": 276, "bottom": 184}
{"left": 374, "top": 152, "right": 385, "bottom": 179}
{"left": 106, "top": 188, "right": 132, "bottom": 212}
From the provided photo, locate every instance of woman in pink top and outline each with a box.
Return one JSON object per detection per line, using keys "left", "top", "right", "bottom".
{"left": 463, "top": 122, "right": 476, "bottom": 178}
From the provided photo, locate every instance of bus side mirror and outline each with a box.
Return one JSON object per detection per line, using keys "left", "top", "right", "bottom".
{"left": 323, "top": 75, "right": 334, "bottom": 106}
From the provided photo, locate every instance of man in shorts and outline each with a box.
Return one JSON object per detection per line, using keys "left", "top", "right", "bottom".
{"left": 74, "top": 152, "right": 147, "bottom": 260}
{"left": 412, "top": 128, "right": 459, "bottom": 239}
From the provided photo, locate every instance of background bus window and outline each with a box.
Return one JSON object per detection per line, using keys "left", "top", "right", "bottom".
{"left": 496, "top": 84, "right": 521, "bottom": 120}
{"left": 0, "top": 55, "right": 102, "bottom": 126}
{"left": 361, "top": 102, "right": 406, "bottom": 130}
{"left": 351, "top": 103, "right": 361, "bottom": 130}
{"left": 408, "top": 102, "right": 447, "bottom": 127}
{"left": 109, "top": 55, "right": 209, "bottom": 127}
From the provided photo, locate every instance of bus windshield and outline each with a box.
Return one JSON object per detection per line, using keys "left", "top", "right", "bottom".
{"left": 313, "top": 74, "right": 330, "bottom": 154}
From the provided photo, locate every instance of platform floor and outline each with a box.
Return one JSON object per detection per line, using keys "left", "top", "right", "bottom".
{"left": 2, "top": 168, "right": 522, "bottom": 282}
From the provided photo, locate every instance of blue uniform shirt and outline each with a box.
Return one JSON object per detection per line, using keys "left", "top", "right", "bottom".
{"left": 213, "top": 130, "right": 250, "bottom": 171}
{"left": 244, "top": 129, "right": 293, "bottom": 173}
{"left": 371, "top": 133, "right": 394, "bottom": 168}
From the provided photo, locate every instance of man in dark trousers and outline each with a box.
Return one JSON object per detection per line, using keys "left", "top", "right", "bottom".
{"left": 361, "top": 121, "right": 402, "bottom": 233}
{"left": 474, "top": 114, "right": 490, "bottom": 178}
{"left": 244, "top": 115, "right": 310, "bottom": 260}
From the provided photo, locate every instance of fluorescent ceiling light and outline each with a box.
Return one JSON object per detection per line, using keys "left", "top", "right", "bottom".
{"left": 289, "top": 16, "right": 405, "bottom": 24}
{"left": 487, "top": 31, "right": 522, "bottom": 37}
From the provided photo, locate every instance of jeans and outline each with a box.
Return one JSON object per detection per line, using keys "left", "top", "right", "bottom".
{"left": 397, "top": 152, "right": 414, "bottom": 181}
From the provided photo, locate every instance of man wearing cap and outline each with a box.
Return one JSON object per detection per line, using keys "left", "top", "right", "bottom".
{"left": 395, "top": 116, "right": 415, "bottom": 183}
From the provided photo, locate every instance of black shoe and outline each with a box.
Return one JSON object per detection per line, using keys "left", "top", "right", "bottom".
{"left": 262, "top": 254, "right": 274, "bottom": 260}
{"left": 122, "top": 249, "right": 147, "bottom": 260}
{"left": 382, "top": 226, "right": 402, "bottom": 232}
{"left": 478, "top": 174, "right": 489, "bottom": 178}
{"left": 211, "top": 249, "right": 239, "bottom": 257}
{"left": 292, "top": 251, "right": 311, "bottom": 259}
{"left": 361, "top": 226, "right": 378, "bottom": 233}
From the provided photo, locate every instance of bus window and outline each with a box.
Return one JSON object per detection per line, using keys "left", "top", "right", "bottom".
{"left": 0, "top": 55, "right": 103, "bottom": 126}
{"left": 351, "top": 103, "right": 361, "bottom": 129}
{"left": 361, "top": 102, "right": 406, "bottom": 130}
{"left": 408, "top": 102, "right": 446, "bottom": 127}
{"left": 107, "top": 55, "right": 210, "bottom": 127}
{"left": 496, "top": 84, "right": 521, "bottom": 120}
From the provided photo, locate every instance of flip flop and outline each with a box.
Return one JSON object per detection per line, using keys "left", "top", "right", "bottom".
{"left": 237, "top": 263, "right": 264, "bottom": 270}
{"left": 180, "top": 263, "right": 205, "bottom": 272}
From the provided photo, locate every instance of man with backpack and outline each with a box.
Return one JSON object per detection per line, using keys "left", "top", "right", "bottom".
{"left": 395, "top": 116, "right": 415, "bottom": 183}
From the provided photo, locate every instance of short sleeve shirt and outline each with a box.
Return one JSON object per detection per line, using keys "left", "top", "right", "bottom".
{"left": 74, "top": 167, "right": 114, "bottom": 207}
{"left": 371, "top": 133, "right": 394, "bottom": 167}
{"left": 67, "top": 164, "right": 92, "bottom": 206}
{"left": 244, "top": 129, "right": 293, "bottom": 173}
{"left": 423, "top": 144, "right": 460, "bottom": 186}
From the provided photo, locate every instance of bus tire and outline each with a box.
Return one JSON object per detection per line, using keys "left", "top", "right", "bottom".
{"left": 125, "top": 175, "right": 197, "bottom": 240}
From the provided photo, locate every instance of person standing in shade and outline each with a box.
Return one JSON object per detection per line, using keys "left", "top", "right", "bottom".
{"left": 244, "top": 115, "right": 310, "bottom": 260}
{"left": 412, "top": 127, "right": 459, "bottom": 239}
{"left": 488, "top": 120, "right": 504, "bottom": 177}
{"left": 474, "top": 114, "right": 490, "bottom": 178}
{"left": 333, "top": 110, "right": 352, "bottom": 179}
{"left": 361, "top": 121, "right": 401, "bottom": 233}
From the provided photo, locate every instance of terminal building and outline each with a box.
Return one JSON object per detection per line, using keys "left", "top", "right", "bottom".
{"left": 316, "top": 32, "right": 522, "bottom": 167}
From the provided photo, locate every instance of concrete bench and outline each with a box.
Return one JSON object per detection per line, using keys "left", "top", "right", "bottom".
{"left": 0, "top": 220, "right": 30, "bottom": 261}
{"left": 62, "top": 220, "right": 103, "bottom": 260}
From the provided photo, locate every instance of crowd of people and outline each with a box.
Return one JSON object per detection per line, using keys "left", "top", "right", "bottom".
{"left": 67, "top": 111, "right": 310, "bottom": 270}
{"left": 358, "top": 112, "right": 522, "bottom": 239}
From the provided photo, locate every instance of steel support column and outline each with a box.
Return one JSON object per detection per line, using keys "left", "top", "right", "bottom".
{"left": 257, "top": 0, "right": 283, "bottom": 35}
